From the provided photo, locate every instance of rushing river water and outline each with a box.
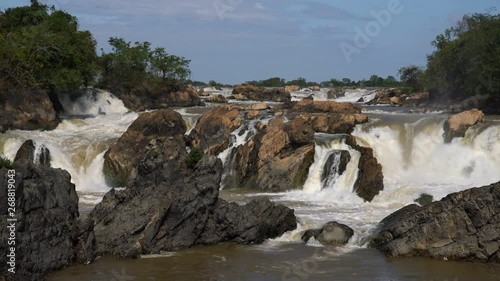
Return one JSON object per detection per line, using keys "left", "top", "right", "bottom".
{"left": 1, "top": 89, "right": 500, "bottom": 280}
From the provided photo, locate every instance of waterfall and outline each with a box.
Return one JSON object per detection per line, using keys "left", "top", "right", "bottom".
{"left": 58, "top": 89, "right": 129, "bottom": 116}
{"left": 0, "top": 105, "right": 138, "bottom": 194}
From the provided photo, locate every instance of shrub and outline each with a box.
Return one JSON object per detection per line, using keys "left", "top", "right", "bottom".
{"left": 0, "top": 155, "right": 13, "bottom": 169}
{"left": 185, "top": 147, "right": 204, "bottom": 170}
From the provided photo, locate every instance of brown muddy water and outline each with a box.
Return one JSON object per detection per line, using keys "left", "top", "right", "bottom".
{"left": 47, "top": 243, "right": 500, "bottom": 281}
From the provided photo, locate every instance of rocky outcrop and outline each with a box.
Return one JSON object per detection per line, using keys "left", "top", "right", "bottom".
{"left": 0, "top": 88, "right": 59, "bottom": 133}
{"left": 189, "top": 105, "right": 242, "bottom": 155}
{"left": 346, "top": 136, "right": 384, "bottom": 202}
{"left": 371, "top": 182, "right": 500, "bottom": 263}
{"left": 206, "top": 94, "right": 228, "bottom": 103}
{"left": 321, "top": 150, "right": 351, "bottom": 188}
{"left": 366, "top": 88, "right": 429, "bottom": 107}
{"left": 90, "top": 156, "right": 297, "bottom": 257}
{"left": 443, "top": 109, "right": 484, "bottom": 143}
{"left": 284, "top": 85, "right": 300, "bottom": 92}
{"left": 327, "top": 88, "right": 346, "bottom": 99}
{"left": 0, "top": 164, "right": 95, "bottom": 280}
{"left": 14, "top": 140, "right": 51, "bottom": 167}
{"left": 302, "top": 222, "right": 354, "bottom": 246}
{"left": 110, "top": 82, "right": 204, "bottom": 111}
{"left": 284, "top": 100, "right": 368, "bottom": 135}
{"left": 232, "top": 85, "right": 291, "bottom": 102}
{"left": 308, "top": 86, "right": 321, "bottom": 91}
{"left": 224, "top": 117, "right": 315, "bottom": 192}
{"left": 103, "top": 109, "right": 187, "bottom": 187}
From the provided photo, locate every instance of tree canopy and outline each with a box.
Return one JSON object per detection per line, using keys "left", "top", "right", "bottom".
{"left": 425, "top": 12, "right": 499, "bottom": 99}
{"left": 98, "top": 37, "right": 191, "bottom": 91}
{"left": 0, "top": 2, "right": 97, "bottom": 93}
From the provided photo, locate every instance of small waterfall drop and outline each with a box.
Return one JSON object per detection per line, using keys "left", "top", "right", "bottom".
{"left": 59, "top": 89, "right": 129, "bottom": 116}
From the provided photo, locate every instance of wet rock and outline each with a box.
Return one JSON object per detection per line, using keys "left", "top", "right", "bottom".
{"left": 103, "top": 109, "right": 187, "bottom": 187}
{"left": 443, "top": 109, "right": 484, "bottom": 143}
{"left": 248, "top": 102, "right": 268, "bottom": 111}
{"left": 232, "top": 85, "right": 291, "bottom": 102}
{"left": 206, "top": 94, "right": 228, "bottom": 103}
{"left": 321, "top": 150, "right": 351, "bottom": 188}
{"left": 189, "top": 105, "right": 242, "bottom": 155}
{"left": 14, "top": 140, "right": 51, "bottom": 167}
{"left": 0, "top": 164, "right": 95, "bottom": 280}
{"left": 308, "top": 86, "right": 321, "bottom": 91}
{"left": 390, "top": 96, "right": 400, "bottom": 106}
{"left": 302, "top": 222, "right": 354, "bottom": 246}
{"left": 90, "top": 156, "right": 296, "bottom": 257}
{"left": 284, "top": 85, "right": 300, "bottom": 92}
{"left": 225, "top": 117, "right": 315, "bottom": 192}
{"left": 0, "top": 88, "right": 59, "bottom": 133}
{"left": 110, "top": 82, "right": 204, "bottom": 111}
{"left": 346, "top": 136, "right": 384, "bottom": 202}
{"left": 371, "top": 181, "right": 500, "bottom": 263}
{"left": 288, "top": 99, "right": 362, "bottom": 115}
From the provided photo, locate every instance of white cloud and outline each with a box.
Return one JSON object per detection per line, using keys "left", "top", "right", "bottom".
{"left": 254, "top": 3, "right": 264, "bottom": 10}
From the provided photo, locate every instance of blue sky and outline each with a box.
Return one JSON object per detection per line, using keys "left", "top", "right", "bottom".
{"left": 1, "top": 0, "right": 497, "bottom": 84}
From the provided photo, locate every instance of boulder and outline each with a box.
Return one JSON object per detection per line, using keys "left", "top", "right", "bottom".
{"left": 308, "top": 86, "right": 321, "bottom": 91}
{"left": 224, "top": 117, "right": 315, "bottom": 192}
{"left": 189, "top": 105, "right": 242, "bottom": 155}
{"left": 301, "top": 222, "right": 354, "bottom": 246}
{"left": 321, "top": 150, "right": 351, "bottom": 189}
{"left": 206, "top": 94, "right": 228, "bottom": 103}
{"left": 0, "top": 164, "right": 95, "bottom": 280}
{"left": 327, "top": 88, "right": 346, "bottom": 99}
{"left": 0, "top": 88, "right": 59, "bottom": 133}
{"left": 246, "top": 110, "right": 260, "bottom": 120}
{"left": 14, "top": 140, "right": 51, "bottom": 167}
{"left": 103, "top": 109, "right": 187, "bottom": 187}
{"left": 371, "top": 181, "right": 500, "bottom": 263}
{"left": 90, "top": 156, "right": 296, "bottom": 257}
{"left": 346, "top": 136, "right": 384, "bottom": 202}
{"left": 232, "top": 85, "right": 291, "bottom": 102}
{"left": 390, "top": 96, "right": 400, "bottom": 106}
{"left": 288, "top": 99, "right": 362, "bottom": 114}
{"left": 284, "top": 85, "right": 300, "bottom": 92}
{"left": 248, "top": 102, "right": 268, "bottom": 111}
{"left": 367, "top": 88, "right": 401, "bottom": 106}
{"left": 443, "top": 109, "right": 484, "bottom": 143}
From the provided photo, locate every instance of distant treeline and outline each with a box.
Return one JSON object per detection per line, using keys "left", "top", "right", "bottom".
{"left": 1, "top": 1, "right": 497, "bottom": 100}
{"left": 188, "top": 75, "right": 403, "bottom": 89}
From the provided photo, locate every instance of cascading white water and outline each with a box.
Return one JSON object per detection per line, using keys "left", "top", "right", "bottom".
{"left": 0, "top": 88, "right": 138, "bottom": 207}
{"left": 334, "top": 89, "right": 375, "bottom": 103}
{"left": 258, "top": 113, "right": 500, "bottom": 249}
{"left": 58, "top": 89, "right": 129, "bottom": 116}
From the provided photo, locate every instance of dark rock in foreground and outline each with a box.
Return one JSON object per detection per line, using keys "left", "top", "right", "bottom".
{"left": 0, "top": 164, "right": 95, "bottom": 281}
{"left": 302, "top": 221, "right": 354, "bottom": 246}
{"left": 103, "top": 109, "right": 188, "bottom": 187}
{"left": 345, "top": 136, "right": 384, "bottom": 202}
{"left": 371, "top": 182, "right": 500, "bottom": 262}
{"left": 321, "top": 150, "right": 351, "bottom": 189}
{"left": 14, "top": 140, "right": 51, "bottom": 167}
{"left": 90, "top": 156, "right": 297, "bottom": 258}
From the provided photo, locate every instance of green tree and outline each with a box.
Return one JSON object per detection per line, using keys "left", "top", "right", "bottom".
{"left": 0, "top": 2, "right": 97, "bottom": 93}
{"left": 398, "top": 66, "right": 425, "bottom": 92}
{"left": 425, "top": 12, "right": 500, "bottom": 99}
{"left": 98, "top": 38, "right": 191, "bottom": 90}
